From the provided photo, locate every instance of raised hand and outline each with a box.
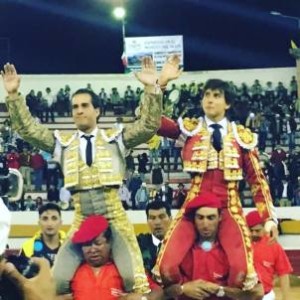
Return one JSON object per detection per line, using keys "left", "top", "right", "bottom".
{"left": 134, "top": 56, "right": 158, "bottom": 86}
{"left": 158, "top": 54, "right": 183, "bottom": 87}
{"left": 1, "top": 63, "right": 21, "bottom": 95}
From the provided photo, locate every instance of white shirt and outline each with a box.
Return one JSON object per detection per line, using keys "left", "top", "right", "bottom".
{"left": 286, "top": 120, "right": 291, "bottom": 134}
{"left": 118, "top": 185, "right": 131, "bottom": 202}
{"left": 78, "top": 127, "right": 98, "bottom": 165}
{"left": 44, "top": 92, "right": 56, "bottom": 106}
{"left": 151, "top": 234, "right": 161, "bottom": 247}
{"left": 59, "top": 187, "right": 72, "bottom": 202}
{"left": 262, "top": 290, "right": 275, "bottom": 300}
{"left": 205, "top": 116, "right": 228, "bottom": 137}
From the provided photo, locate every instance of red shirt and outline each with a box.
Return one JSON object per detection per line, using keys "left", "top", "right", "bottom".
{"left": 252, "top": 236, "right": 293, "bottom": 294}
{"left": 72, "top": 262, "right": 159, "bottom": 300}
{"left": 30, "top": 153, "right": 45, "bottom": 170}
{"left": 180, "top": 242, "right": 230, "bottom": 300}
{"left": 270, "top": 150, "right": 286, "bottom": 164}
{"left": 72, "top": 262, "right": 124, "bottom": 300}
{"left": 6, "top": 153, "right": 20, "bottom": 169}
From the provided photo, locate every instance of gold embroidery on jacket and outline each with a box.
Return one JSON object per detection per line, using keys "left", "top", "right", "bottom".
{"left": 182, "top": 122, "right": 243, "bottom": 180}
{"left": 183, "top": 117, "right": 200, "bottom": 132}
{"left": 61, "top": 132, "right": 124, "bottom": 189}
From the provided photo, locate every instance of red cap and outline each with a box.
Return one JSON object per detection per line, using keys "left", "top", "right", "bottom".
{"left": 185, "top": 192, "right": 222, "bottom": 216}
{"left": 246, "top": 211, "right": 263, "bottom": 228}
{"left": 72, "top": 215, "right": 109, "bottom": 244}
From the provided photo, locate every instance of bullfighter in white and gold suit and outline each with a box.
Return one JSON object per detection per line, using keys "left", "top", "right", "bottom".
{"left": 1, "top": 56, "right": 182, "bottom": 295}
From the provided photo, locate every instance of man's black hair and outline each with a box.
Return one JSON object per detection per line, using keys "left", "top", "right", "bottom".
{"left": 103, "top": 227, "right": 112, "bottom": 242}
{"left": 203, "top": 79, "right": 235, "bottom": 106}
{"left": 72, "top": 88, "right": 100, "bottom": 109}
{"left": 145, "top": 201, "right": 171, "bottom": 218}
{"left": 38, "top": 203, "right": 61, "bottom": 217}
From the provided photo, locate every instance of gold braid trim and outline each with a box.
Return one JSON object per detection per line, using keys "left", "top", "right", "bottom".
{"left": 54, "top": 130, "right": 77, "bottom": 147}
{"left": 248, "top": 151, "right": 276, "bottom": 221}
{"left": 100, "top": 124, "right": 124, "bottom": 143}
{"left": 227, "top": 182, "right": 257, "bottom": 290}
{"left": 69, "top": 193, "right": 84, "bottom": 236}
{"left": 105, "top": 189, "right": 150, "bottom": 294}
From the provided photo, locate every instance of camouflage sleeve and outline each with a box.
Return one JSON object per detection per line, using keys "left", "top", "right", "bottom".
{"left": 123, "top": 90, "right": 162, "bottom": 149}
{"left": 5, "top": 95, "right": 55, "bottom": 153}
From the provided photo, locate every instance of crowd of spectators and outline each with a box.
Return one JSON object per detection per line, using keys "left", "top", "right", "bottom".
{"left": 7, "top": 76, "right": 299, "bottom": 125}
{"left": 23, "top": 84, "right": 142, "bottom": 120}
{"left": 166, "top": 77, "right": 299, "bottom": 151}
{"left": 0, "top": 136, "right": 64, "bottom": 211}
{"left": 1, "top": 77, "right": 300, "bottom": 210}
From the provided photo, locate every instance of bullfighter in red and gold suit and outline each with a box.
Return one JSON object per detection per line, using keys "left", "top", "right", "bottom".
{"left": 156, "top": 79, "right": 278, "bottom": 290}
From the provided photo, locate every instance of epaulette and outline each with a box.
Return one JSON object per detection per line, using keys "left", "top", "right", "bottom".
{"left": 54, "top": 130, "right": 77, "bottom": 147}
{"left": 101, "top": 123, "right": 124, "bottom": 142}
{"left": 178, "top": 117, "right": 203, "bottom": 136}
{"left": 232, "top": 123, "right": 258, "bottom": 150}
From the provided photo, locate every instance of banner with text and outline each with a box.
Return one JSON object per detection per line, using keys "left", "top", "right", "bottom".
{"left": 125, "top": 35, "right": 184, "bottom": 71}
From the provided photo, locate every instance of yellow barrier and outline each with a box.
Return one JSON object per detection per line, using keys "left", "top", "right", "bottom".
{"left": 280, "top": 221, "right": 300, "bottom": 234}
{"left": 9, "top": 224, "right": 150, "bottom": 238}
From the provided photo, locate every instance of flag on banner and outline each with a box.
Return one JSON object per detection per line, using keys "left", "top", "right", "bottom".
{"left": 121, "top": 51, "right": 128, "bottom": 67}
{"left": 121, "top": 51, "right": 130, "bottom": 73}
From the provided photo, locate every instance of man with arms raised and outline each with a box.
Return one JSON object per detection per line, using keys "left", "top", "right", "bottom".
{"left": 1, "top": 56, "right": 182, "bottom": 295}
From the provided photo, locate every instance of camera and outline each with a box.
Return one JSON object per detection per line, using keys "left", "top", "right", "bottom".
{"left": 5, "top": 255, "right": 39, "bottom": 278}
{"left": 0, "top": 255, "right": 39, "bottom": 300}
{"left": 0, "top": 155, "right": 23, "bottom": 203}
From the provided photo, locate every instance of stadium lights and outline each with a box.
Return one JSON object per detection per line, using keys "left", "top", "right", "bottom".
{"left": 113, "top": 7, "right": 126, "bottom": 20}
{"left": 270, "top": 11, "right": 300, "bottom": 29}
{"left": 113, "top": 6, "right": 127, "bottom": 71}
{"left": 112, "top": 6, "right": 126, "bottom": 40}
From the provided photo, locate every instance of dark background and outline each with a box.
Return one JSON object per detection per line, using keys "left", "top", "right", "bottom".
{"left": 0, "top": 0, "right": 299, "bottom": 74}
